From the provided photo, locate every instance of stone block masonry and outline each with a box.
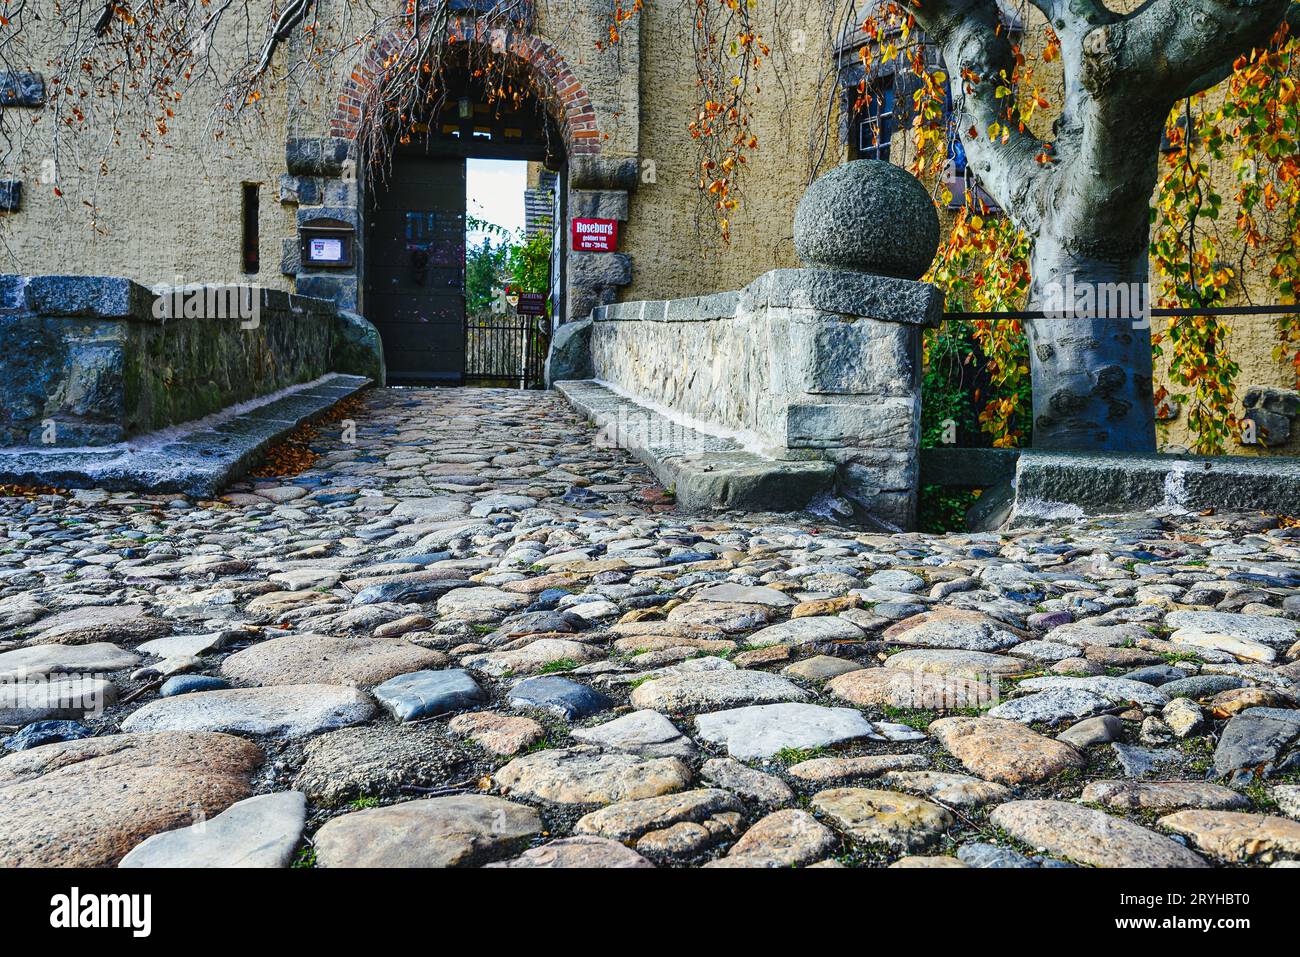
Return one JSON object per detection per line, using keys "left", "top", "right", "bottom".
{"left": 0, "top": 275, "right": 384, "bottom": 448}
{"left": 554, "top": 160, "right": 945, "bottom": 530}
{"left": 576, "top": 268, "right": 941, "bottom": 529}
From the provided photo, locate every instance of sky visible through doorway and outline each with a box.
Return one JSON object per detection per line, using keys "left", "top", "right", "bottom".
{"left": 466, "top": 159, "right": 527, "bottom": 249}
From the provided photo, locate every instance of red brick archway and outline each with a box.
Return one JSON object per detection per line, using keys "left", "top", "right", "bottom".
{"left": 329, "top": 21, "right": 601, "bottom": 156}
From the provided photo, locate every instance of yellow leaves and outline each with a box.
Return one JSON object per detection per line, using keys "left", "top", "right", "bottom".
{"left": 1043, "top": 28, "right": 1061, "bottom": 63}
{"left": 923, "top": 205, "right": 1031, "bottom": 447}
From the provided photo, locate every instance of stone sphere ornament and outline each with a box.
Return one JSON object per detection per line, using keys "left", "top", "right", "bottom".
{"left": 793, "top": 160, "right": 941, "bottom": 280}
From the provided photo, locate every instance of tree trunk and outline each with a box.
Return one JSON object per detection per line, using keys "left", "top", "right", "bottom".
{"left": 905, "top": 0, "right": 1295, "bottom": 455}
{"left": 1025, "top": 228, "right": 1157, "bottom": 453}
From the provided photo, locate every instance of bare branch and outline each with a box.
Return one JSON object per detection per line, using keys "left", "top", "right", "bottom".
{"left": 251, "top": 0, "right": 316, "bottom": 80}
{"left": 93, "top": 2, "right": 115, "bottom": 37}
{"left": 1023, "top": 0, "right": 1116, "bottom": 36}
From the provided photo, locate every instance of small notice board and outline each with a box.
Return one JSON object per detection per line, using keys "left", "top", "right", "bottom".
{"left": 571, "top": 217, "right": 618, "bottom": 252}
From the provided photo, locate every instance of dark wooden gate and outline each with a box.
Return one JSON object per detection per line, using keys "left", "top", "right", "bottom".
{"left": 366, "top": 155, "right": 466, "bottom": 384}
{"left": 464, "top": 314, "right": 550, "bottom": 388}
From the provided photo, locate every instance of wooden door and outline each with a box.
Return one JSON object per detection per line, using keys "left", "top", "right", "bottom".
{"left": 366, "top": 156, "right": 466, "bottom": 383}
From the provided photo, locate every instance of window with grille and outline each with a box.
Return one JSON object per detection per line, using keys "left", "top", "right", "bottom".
{"left": 856, "top": 82, "right": 895, "bottom": 162}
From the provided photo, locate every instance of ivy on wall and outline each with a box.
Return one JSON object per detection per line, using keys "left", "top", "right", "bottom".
{"left": 924, "top": 207, "right": 1033, "bottom": 448}
{"left": 1152, "top": 25, "right": 1299, "bottom": 453}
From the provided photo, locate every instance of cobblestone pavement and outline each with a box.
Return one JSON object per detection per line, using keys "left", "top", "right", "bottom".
{"left": 2, "top": 386, "right": 1300, "bottom": 868}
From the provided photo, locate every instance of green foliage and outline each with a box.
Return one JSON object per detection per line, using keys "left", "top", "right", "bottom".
{"left": 774, "top": 746, "right": 829, "bottom": 765}
{"left": 465, "top": 238, "right": 510, "bottom": 316}
{"left": 880, "top": 705, "right": 982, "bottom": 730}
{"left": 918, "top": 484, "right": 977, "bottom": 535}
{"left": 507, "top": 225, "right": 553, "bottom": 297}
{"left": 463, "top": 218, "right": 553, "bottom": 317}
{"left": 919, "top": 323, "right": 999, "bottom": 533}
{"left": 921, "top": 322, "right": 982, "bottom": 449}
{"left": 291, "top": 847, "right": 316, "bottom": 869}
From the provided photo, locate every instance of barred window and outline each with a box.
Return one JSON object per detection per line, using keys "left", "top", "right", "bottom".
{"left": 857, "top": 82, "right": 895, "bottom": 162}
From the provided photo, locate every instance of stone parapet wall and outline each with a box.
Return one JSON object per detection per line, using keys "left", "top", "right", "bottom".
{"left": 585, "top": 267, "right": 942, "bottom": 529}
{"left": 0, "top": 275, "right": 381, "bottom": 447}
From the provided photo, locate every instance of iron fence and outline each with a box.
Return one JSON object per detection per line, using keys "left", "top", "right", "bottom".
{"left": 464, "top": 314, "right": 550, "bottom": 389}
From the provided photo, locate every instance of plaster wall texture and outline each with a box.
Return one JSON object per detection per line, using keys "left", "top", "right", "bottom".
{"left": 0, "top": 5, "right": 296, "bottom": 291}
{"left": 623, "top": 0, "right": 841, "bottom": 302}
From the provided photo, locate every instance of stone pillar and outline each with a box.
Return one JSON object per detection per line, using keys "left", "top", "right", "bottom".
{"left": 280, "top": 137, "right": 361, "bottom": 311}
{"left": 784, "top": 159, "right": 943, "bottom": 530}
{"left": 566, "top": 156, "right": 638, "bottom": 322}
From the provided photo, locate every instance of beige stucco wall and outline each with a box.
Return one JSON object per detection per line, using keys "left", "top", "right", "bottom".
{"left": 622, "top": 1, "right": 842, "bottom": 302}
{"left": 0, "top": 3, "right": 296, "bottom": 290}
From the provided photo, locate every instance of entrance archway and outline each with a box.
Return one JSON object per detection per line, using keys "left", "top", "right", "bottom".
{"left": 331, "top": 26, "right": 602, "bottom": 385}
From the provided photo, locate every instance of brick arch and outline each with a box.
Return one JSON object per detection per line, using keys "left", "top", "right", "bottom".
{"left": 329, "top": 21, "right": 601, "bottom": 156}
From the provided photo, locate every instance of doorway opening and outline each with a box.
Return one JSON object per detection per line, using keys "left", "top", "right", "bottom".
{"left": 364, "top": 53, "right": 565, "bottom": 388}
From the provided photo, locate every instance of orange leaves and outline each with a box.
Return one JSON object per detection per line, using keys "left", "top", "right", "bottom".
{"left": 1043, "top": 28, "right": 1061, "bottom": 64}
{"left": 676, "top": 0, "right": 767, "bottom": 242}
{"left": 925, "top": 205, "right": 1032, "bottom": 448}
{"left": 1161, "top": 29, "right": 1300, "bottom": 409}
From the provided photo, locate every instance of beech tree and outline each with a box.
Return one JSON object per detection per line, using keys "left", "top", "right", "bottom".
{"left": 906, "top": 0, "right": 1298, "bottom": 452}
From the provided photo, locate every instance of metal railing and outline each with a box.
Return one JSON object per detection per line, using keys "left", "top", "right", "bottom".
{"left": 945, "top": 304, "right": 1300, "bottom": 322}
{"left": 464, "top": 314, "right": 550, "bottom": 389}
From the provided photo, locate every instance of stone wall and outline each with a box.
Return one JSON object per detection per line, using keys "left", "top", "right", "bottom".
{"left": 0, "top": 275, "right": 381, "bottom": 447}
{"left": 584, "top": 267, "right": 942, "bottom": 528}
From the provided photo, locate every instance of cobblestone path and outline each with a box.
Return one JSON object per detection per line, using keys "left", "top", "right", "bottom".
{"left": 2, "top": 386, "right": 1299, "bottom": 868}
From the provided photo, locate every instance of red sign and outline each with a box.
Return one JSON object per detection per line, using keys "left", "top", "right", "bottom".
{"left": 516, "top": 293, "right": 548, "bottom": 316}
{"left": 571, "top": 217, "right": 618, "bottom": 252}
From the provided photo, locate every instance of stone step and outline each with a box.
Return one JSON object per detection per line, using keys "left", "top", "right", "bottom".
{"left": 0, "top": 373, "right": 371, "bottom": 497}
{"left": 1012, "top": 449, "right": 1300, "bottom": 520}
{"left": 554, "top": 379, "right": 834, "bottom": 512}
{"left": 922, "top": 446, "right": 1300, "bottom": 528}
